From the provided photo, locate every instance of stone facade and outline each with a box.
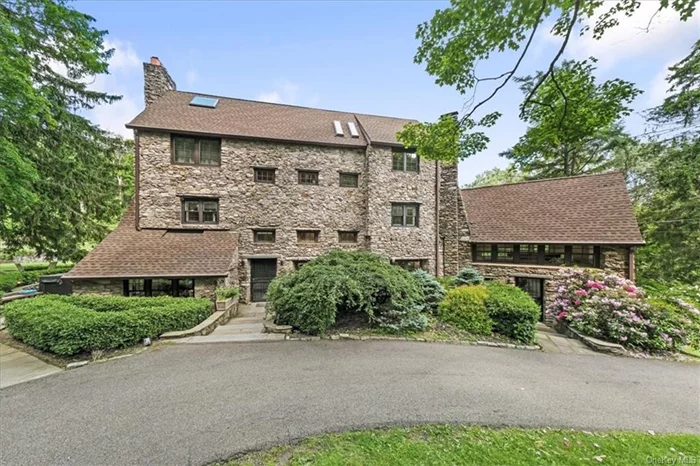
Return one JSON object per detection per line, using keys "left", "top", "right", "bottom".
{"left": 143, "top": 58, "right": 176, "bottom": 107}
{"left": 137, "top": 132, "right": 439, "bottom": 301}
{"left": 438, "top": 163, "right": 471, "bottom": 276}
{"left": 467, "top": 246, "right": 632, "bottom": 323}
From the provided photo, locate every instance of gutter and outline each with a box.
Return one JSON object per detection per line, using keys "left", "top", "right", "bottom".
{"left": 134, "top": 130, "right": 141, "bottom": 231}
{"left": 435, "top": 161, "right": 440, "bottom": 276}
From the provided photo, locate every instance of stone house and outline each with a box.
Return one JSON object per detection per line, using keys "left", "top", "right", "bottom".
{"left": 64, "top": 57, "right": 644, "bottom": 312}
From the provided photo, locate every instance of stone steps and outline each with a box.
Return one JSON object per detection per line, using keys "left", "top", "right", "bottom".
{"left": 179, "top": 333, "right": 285, "bottom": 344}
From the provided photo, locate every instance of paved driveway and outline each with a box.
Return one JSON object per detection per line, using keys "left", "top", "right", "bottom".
{"left": 1, "top": 341, "right": 698, "bottom": 466}
{"left": 0, "top": 343, "right": 62, "bottom": 389}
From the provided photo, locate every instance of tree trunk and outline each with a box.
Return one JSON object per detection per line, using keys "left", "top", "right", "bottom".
{"left": 48, "top": 261, "right": 58, "bottom": 272}
{"left": 14, "top": 262, "right": 24, "bottom": 272}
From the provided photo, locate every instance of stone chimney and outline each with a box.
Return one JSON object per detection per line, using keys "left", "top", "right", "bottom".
{"left": 143, "top": 56, "right": 176, "bottom": 107}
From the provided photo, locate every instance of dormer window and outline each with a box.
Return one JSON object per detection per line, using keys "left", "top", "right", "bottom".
{"left": 172, "top": 135, "right": 221, "bottom": 166}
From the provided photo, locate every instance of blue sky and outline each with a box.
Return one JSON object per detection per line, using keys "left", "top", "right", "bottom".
{"left": 78, "top": 0, "right": 699, "bottom": 185}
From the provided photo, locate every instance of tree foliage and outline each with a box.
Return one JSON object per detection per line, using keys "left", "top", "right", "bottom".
{"left": 464, "top": 164, "right": 524, "bottom": 188}
{"left": 0, "top": 0, "right": 132, "bottom": 261}
{"left": 507, "top": 59, "right": 641, "bottom": 178}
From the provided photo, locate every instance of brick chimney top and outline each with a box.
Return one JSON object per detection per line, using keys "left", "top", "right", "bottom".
{"left": 143, "top": 56, "right": 175, "bottom": 107}
{"left": 150, "top": 56, "right": 162, "bottom": 66}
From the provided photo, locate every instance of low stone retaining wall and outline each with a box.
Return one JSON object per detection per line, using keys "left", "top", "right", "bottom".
{"left": 161, "top": 297, "right": 239, "bottom": 339}
{"left": 554, "top": 321, "right": 625, "bottom": 356}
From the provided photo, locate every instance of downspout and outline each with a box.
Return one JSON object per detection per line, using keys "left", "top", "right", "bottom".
{"left": 134, "top": 130, "right": 141, "bottom": 231}
{"left": 354, "top": 115, "right": 372, "bottom": 251}
{"left": 435, "top": 161, "right": 440, "bottom": 276}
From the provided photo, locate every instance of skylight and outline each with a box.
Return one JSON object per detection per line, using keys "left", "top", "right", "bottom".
{"left": 347, "top": 121, "right": 359, "bottom": 138}
{"left": 189, "top": 96, "right": 219, "bottom": 108}
{"left": 333, "top": 120, "right": 344, "bottom": 137}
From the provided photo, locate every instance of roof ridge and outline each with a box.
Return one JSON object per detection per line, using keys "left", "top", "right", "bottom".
{"left": 462, "top": 171, "right": 623, "bottom": 191}
{"left": 171, "top": 90, "right": 418, "bottom": 122}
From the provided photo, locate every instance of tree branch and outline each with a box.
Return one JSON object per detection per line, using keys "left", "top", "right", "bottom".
{"left": 521, "top": 0, "right": 581, "bottom": 117}
{"left": 460, "top": 0, "right": 548, "bottom": 123}
{"left": 550, "top": 68, "right": 569, "bottom": 130}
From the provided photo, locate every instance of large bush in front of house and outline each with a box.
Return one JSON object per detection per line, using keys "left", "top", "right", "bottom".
{"left": 454, "top": 267, "right": 484, "bottom": 286}
{"left": 437, "top": 282, "right": 539, "bottom": 343}
{"left": 266, "top": 250, "right": 427, "bottom": 335}
{"left": 4, "top": 295, "right": 212, "bottom": 355}
{"left": 483, "top": 282, "right": 540, "bottom": 344}
{"left": 438, "top": 285, "right": 492, "bottom": 334}
{"left": 548, "top": 269, "right": 698, "bottom": 352}
{"left": 412, "top": 269, "right": 446, "bottom": 313}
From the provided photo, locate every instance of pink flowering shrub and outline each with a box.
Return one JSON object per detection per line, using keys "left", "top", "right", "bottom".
{"left": 548, "top": 269, "right": 694, "bottom": 352}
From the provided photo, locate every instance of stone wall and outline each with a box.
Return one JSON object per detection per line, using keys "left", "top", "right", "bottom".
{"left": 143, "top": 60, "right": 176, "bottom": 107}
{"left": 467, "top": 246, "right": 632, "bottom": 324}
{"left": 72, "top": 279, "right": 124, "bottom": 296}
{"left": 138, "top": 132, "right": 439, "bottom": 301}
{"left": 438, "top": 163, "right": 471, "bottom": 276}
{"left": 194, "top": 278, "right": 221, "bottom": 301}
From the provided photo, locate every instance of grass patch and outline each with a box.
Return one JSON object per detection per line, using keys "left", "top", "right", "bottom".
{"left": 0, "top": 262, "right": 72, "bottom": 273}
{"left": 218, "top": 425, "right": 699, "bottom": 466}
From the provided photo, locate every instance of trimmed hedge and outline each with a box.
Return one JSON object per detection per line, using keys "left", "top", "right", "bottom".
{"left": 438, "top": 285, "right": 492, "bottom": 334}
{"left": 437, "top": 282, "right": 540, "bottom": 343}
{"left": 4, "top": 295, "right": 212, "bottom": 355}
{"left": 267, "top": 250, "right": 427, "bottom": 335}
{"left": 484, "top": 282, "right": 540, "bottom": 344}
{"left": 0, "top": 266, "right": 73, "bottom": 293}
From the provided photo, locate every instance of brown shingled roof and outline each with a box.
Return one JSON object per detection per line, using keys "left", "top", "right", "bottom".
{"left": 126, "top": 91, "right": 415, "bottom": 147}
{"left": 461, "top": 172, "right": 645, "bottom": 245}
{"left": 63, "top": 205, "right": 237, "bottom": 279}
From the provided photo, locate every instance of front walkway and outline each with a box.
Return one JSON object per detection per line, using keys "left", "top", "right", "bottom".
{"left": 0, "top": 343, "right": 62, "bottom": 389}
{"left": 178, "top": 302, "right": 285, "bottom": 344}
{"left": 536, "top": 323, "right": 596, "bottom": 355}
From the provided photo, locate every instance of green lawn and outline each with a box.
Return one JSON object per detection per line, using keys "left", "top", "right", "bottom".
{"left": 220, "top": 425, "right": 699, "bottom": 466}
{"left": 0, "top": 262, "right": 72, "bottom": 273}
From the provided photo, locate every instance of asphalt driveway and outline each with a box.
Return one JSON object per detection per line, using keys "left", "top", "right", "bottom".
{"left": 1, "top": 341, "right": 698, "bottom": 465}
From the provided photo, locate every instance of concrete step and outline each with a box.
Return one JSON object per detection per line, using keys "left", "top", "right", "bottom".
{"left": 229, "top": 316, "right": 265, "bottom": 324}
{"left": 222, "top": 322, "right": 264, "bottom": 330}
{"left": 212, "top": 327, "right": 264, "bottom": 335}
{"left": 239, "top": 311, "right": 266, "bottom": 318}
{"left": 179, "top": 333, "right": 286, "bottom": 344}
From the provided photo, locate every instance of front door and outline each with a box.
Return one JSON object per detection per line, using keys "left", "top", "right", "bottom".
{"left": 515, "top": 277, "right": 545, "bottom": 321}
{"left": 250, "top": 259, "right": 277, "bottom": 302}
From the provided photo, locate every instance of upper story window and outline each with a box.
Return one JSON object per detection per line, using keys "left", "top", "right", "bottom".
{"left": 254, "top": 168, "right": 276, "bottom": 184}
{"left": 392, "top": 149, "right": 419, "bottom": 172}
{"left": 298, "top": 170, "right": 319, "bottom": 185}
{"left": 253, "top": 230, "right": 275, "bottom": 243}
{"left": 391, "top": 203, "right": 419, "bottom": 227}
{"left": 182, "top": 198, "right": 218, "bottom": 224}
{"left": 172, "top": 135, "right": 221, "bottom": 166}
{"left": 297, "top": 230, "right": 319, "bottom": 243}
{"left": 339, "top": 172, "right": 359, "bottom": 188}
{"left": 338, "top": 231, "right": 358, "bottom": 243}
{"left": 472, "top": 243, "right": 601, "bottom": 268}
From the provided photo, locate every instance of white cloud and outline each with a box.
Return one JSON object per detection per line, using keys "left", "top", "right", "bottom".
{"left": 566, "top": 1, "right": 699, "bottom": 67}
{"left": 88, "top": 39, "right": 141, "bottom": 138}
{"left": 256, "top": 79, "right": 302, "bottom": 105}
{"left": 647, "top": 58, "right": 680, "bottom": 107}
{"left": 185, "top": 69, "right": 199, "bottom": 87}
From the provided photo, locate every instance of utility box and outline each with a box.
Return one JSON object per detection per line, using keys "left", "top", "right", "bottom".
{"left": 38, "top": 274, "right": 72, "bottom": 295}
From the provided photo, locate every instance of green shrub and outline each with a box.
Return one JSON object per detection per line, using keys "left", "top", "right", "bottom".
{"left": 412, "top": 269, "right": 446, "bottom": 313}
{"left": 455, "top": 268, "right": 484, "bottom": 286}
{"left": 436, "top": 276, "right": 456, "bottom": 290}
{"left": 266, "top": 250, "right": 426, "bottom": 335}
{"left": 215, "top": 286, "right": 240, "bottom": 301}
{"left": 4, "top": 295, "right": 212, "bottom": 355}
{"left": 484, "top": 282, "right": 540, "bottom": 344}
{"left": 0, "top": 266, "right": 73, "bottom": 292}
{"left": 438, "top": 285, "right": 492, "bottom": 335}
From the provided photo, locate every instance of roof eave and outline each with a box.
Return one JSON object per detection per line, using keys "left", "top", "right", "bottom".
{"left": 469, "top": 239, "right": 646, "bottom": 246}
{"left": 64, "top": 272, "right": 229, "bottom": 280}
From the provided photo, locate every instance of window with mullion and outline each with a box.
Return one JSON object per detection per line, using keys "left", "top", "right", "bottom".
{"left": 172, "top": 135, "right": 221, "bottom": 166}
{"left": 571, "top": 245, "right": 596, "bottom": 267}
{"left": 199, "top": 139, "right": 221, "bottom": 165}
{"left": 391, "top": 149, "right": 419, "bottom": 172}
{"left": 254, "top": 168, "right": 276, "bottom": 183}
{"left": 339, "top": 173, "right": 359, "bottom": 187}
{"left": 474, "top": 244, "right": 492, "bottom": 261}
{"left": 518, "top": 244, "right": 539, "bottom": 264}
{"left": 173, "top": 137, "right": 196, "bottom": 164}
{"left": 544, "top": 245, "right": 566, "bottom": 265}
{"left": 182, "top": 198, "right": 219, "bottom": 224}
{"left": 494, "top": 244, "right": 514, "bottom": 262}
{"left": 298, "top": 170, "right": 319, "bottom": 185}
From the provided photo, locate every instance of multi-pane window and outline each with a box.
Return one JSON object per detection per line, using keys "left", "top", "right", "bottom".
{"left": 572, "top": 245, "right": 596, "bottom": 267}
{"left": 254, "top": 168, "right": 276, "bottom": 184}
{"left": 338, "top": 231, "right": 358, "bottom": 243}
{"left": 391, "top": 203, "right": 419, "bottom": 227}
{"left": 495, "top": 244, "right": 514, "bottom": 262}
{"left": 126, "top": 279, "right": 145, "bottom": 297}
{"left": 172, "top": 136, "right": 221, "bottom": 166}
{"left": 297, "top": 230, "right": 319, "bottom": 243}
{"left": 394, "top": 259, "right": 426, "bottom": 271}
{"left": 339, "top": 173, "right": 359, "bottom": 187}
{"left": 254, "top": 230, "right": 275, "bottom": 243}
{"left": 182, "top": 198, "right": 219, "bottom": 224}
{"left": 293, "top": 260, "right": 309, "bottom": 270}
{"left": 544, "top": 244, "right": 566, "bottom": 265}
{"left": 392, "top": 149, "right": 419, "bottom": 172}
{"left": 474, "top": 244, "right": 492, "bottom": 261}
{"left": 519, "top": 244, "right": 539, "bottom": 264}
{"left": 123, "top": 279, "right": 196, "bottom": 297}
{"left": 298, "top": 170, "right": 319, "bottom": 185}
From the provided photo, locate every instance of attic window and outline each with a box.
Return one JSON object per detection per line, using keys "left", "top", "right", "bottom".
{"left": 189, "top": 96, "right": 219, "bottom": 108}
